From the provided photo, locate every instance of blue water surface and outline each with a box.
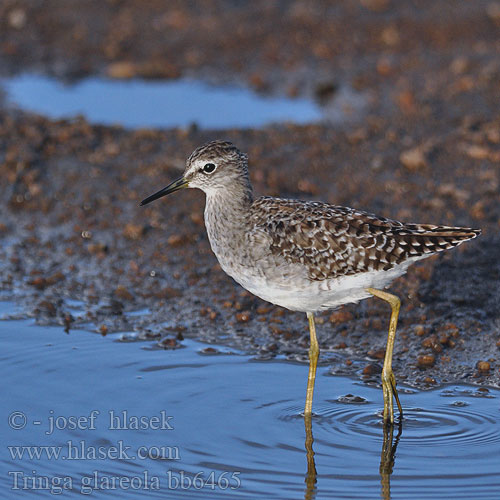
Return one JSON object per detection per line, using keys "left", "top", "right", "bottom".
{"left": 0, "top": 74, "right": 323, "bottom": 129}
{"left": 1, "top": 301, "right": 499, "bottom": 499}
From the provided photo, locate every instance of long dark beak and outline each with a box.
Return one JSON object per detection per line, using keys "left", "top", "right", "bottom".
{"left": 140, "top": 177, "right": 188, "bottom": 206}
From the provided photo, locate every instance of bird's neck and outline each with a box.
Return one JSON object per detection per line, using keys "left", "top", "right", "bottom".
{"left": 204, "top": 180, "right": 254, "bottom": 247}
{"left": 206, "top": 175, "right": 253, "bottom": 216}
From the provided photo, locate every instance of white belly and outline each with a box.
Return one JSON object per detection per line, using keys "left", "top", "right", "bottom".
{"left": 224, "top": 257, "right": 424, "bottom": 313}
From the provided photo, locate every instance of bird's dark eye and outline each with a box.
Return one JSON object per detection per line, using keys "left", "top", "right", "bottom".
{"left": 203, "top": 163, "right": 216, "bottom": 174}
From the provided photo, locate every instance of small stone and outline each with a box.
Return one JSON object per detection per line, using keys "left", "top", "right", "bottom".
{"left": 87, "top": 242, "right": 108, "bottom": 255}
{"left": 376, "top": 56, "right": 394, "bottom": 76}
{"left": 381, "top": 25, "right": 400, "bottom": 46}
{"left": 63, "top": 314, "right": 73, "bottom": 333}
{"left": 314, "top": 81, "right": 338, "bottom": 103}
{"left": 154, "top": 287, "right": 182, "bottom": 299}
{"left": 123, "top": 223, "right": 147, "bottom": 240}
{"left": 167, "top": 234, "right": 189, "bottom": 247}
{"left": 199, "top": 347, "right": 218, "bottom": 355}
{"left": 107, "top": 62, "right": 137, "bottom": 79}
{"left": 157, "top": 337, "right": 178, "bottom": 349}
{"left": 486, "top": 3, "right": 500, "bottom": 22}
{"left": 362, "top": 363, "right": 382, "bottom": 376}
{"left": 8, "top": 8, "right": 26, "bottom": 29}
{"left": 137, "top": 60, "right": 180, "bottom": 79}
{"left": 422, "top": 335, "right": 443, "bottom": 353}
{"left": 249, "top": 73, "right": 268, "bottom": 92}
{"left": 367, "top": 348, "right": 385, "bottom": 360}
{"left": 400, "top": 147, "right": 427, "bottom": 171}
{"left": 440, "top": 323, "right": 460, "bottom": 337}
{"left": 35, "top": 300, "right": 57, "bottom": 317}
{"left": 270, "top": 326, "right": 284, "bottom": 335}
{"left": 46, "top": 271, "right": 65, "bottom": 285}
{"left": 450, "top": 56, "right": 469, "bottom": 75}
{"left": 418, "top": 354, "right": 435, "bottom": 368}
{"left": 337, "top": 394, "right": 368, "bottom": 403}
{"left": 476, "top": 361, "right": 490, "bottom": 372}
{"left": 414, "top": 324, "right": 426, "bottom": 336}
{"left": 396, "top": 90, "right": 416, "bottom": 113}
{"left": 465, "top": 144, "right": 490, "bottom": 160}
{"left": 138, "top": 330, "right": 161, "bottom": 340}
{"left": 257, "top": 306, "right": 272, "bottom": 314}
{"left": 265, "top": 343, "right": 278, "bottom": 352}
{"left": 28, "top": 277, "right": 47, "bottom": 290}
{"left": 329, "top": 310, "right": 353, "bottom": 324}
{"left": 190, "top": 213, "right": 204, "bottom": 226}
{"left": 236, "top": 311, "right": 251, "bottom": 323}
{"left": 439, "top": 334, "right": 450, "bottom": 345}
{"left": 114, "top": 285, "right": 133, "bottom": 301}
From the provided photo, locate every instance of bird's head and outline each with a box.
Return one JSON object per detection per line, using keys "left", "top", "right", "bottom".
{"left": 140, "top": 140, "right": 250, "bottom": 206}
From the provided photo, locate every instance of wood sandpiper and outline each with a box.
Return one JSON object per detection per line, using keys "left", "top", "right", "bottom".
{"left": 141, "top": 140, "right": 480, "bottom": 424}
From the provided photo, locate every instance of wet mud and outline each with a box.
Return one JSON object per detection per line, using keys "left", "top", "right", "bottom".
{"left": 0, "top": 0, "right": 499, "bottom": 389}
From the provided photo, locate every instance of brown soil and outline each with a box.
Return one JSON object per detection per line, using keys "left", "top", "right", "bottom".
{"left": 0, "top": 0, "right": 499, "bottom": 389}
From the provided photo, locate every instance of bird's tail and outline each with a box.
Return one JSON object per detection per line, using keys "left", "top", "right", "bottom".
{"left": 395, "top": 224, "right": 481, "bottom": 254}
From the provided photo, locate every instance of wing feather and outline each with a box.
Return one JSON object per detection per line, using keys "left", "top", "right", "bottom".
{"left": 250, "top": 197, "right": 480, "bottom": 281}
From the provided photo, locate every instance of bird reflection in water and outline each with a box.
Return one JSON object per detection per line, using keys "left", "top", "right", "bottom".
{"left": 304, "top": 414, "right": 317, "bottom": 500}
{"left": 380, "top": 421, "right": 403, "bottom": 500}
{"left": 303, "top": 416, "right": 403, "bottom": 500}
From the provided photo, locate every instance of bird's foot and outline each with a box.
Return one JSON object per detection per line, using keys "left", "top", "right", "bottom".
{"left": 382, "top": 369, "right": 402, "bottom": 425}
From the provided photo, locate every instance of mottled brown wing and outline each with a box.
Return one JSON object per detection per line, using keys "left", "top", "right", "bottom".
{"left": 251, "top": 197, "right": 480, "bottom": 281}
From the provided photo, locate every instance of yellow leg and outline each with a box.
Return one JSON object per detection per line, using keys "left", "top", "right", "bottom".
{"left": 366, "top": 288, "right": 403, "bottom": 424}
{"left": 304, "top": 312, "right": 319, "bottom": 416}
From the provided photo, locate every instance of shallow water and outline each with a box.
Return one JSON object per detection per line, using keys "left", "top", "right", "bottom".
{"left": 0, "top": 73, "right": 370, "bottom": 129}
{"left": 1, "top": 301, "right": 499, "bottom": 499}
{"left": 0, "top": 74, "right": 327, "bottom": 129}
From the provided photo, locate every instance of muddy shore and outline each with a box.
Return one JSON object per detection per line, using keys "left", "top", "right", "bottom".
{"left": 0, "top": 0, "right": 499, "bottom": 389}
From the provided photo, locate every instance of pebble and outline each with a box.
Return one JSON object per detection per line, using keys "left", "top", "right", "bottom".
{"left": 199, "top": 347, "right": 218, "bottom": 355}
{"left": 8, "top": 8, "right": 27, "bottom": 29}
{"left": 329, "top": 310, "right": 353, "bottom": 324}
{"left": 418, "top": 354, "right": 436, "bottom": 368}
{"left": 476, "top": 361, "right": 490, "bottom": 372}
{"left": 123, "top": 223, "right": 147, "bottom": 240}
{"left": 400, "top": 146, "right": 427, "bottom": 171}
{"left": 107, "top": 62, "right": 136, "bottom": 79}
{"left": 422, "top": 335, "right": 443, "bottom": 353}
{"left": 414, "top": 324, "right": 426, "bottom": 336}
{"left": 367, "top": 348, "right": 385, "bottom": 360}
{"left": 362, "top": 363, "right": 382, "bottom": 376}
{"left": 114, "top": 285, "right": 134, "bottom": 301}
{"left": 236, "top": 311, "right": 251, "bottom": 323}
{"left": 157, "top": 337, "right": 179, "bottom": 349}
